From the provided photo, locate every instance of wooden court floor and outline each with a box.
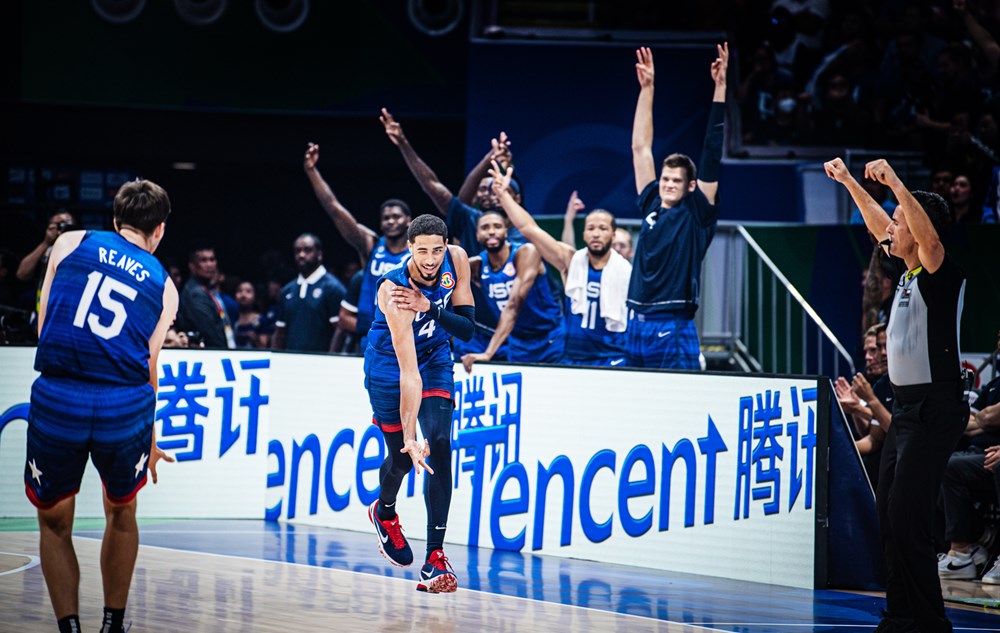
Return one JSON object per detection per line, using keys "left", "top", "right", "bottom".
{"left": 1, "top": 520, "right": 998, "bottom": 632}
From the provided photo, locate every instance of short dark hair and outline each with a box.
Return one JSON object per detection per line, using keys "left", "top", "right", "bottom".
{"left": 188, "top": 242, "right": 215, "bottom": 263}
{"left": 662, "top": 153, "right": 697, "bottom": 183}
{"left": 585, "top": 209, "right": 617, "bottom": 231}
{"left": 114, "top": 179, "right": 171, "bottom": 235}
{"left": 380, "top": 198, "right": 412, "bottom": 218}
{"left": 864, "top": 323, "right": 886, "bottom": 338}
{"left": 478, "top": 208, "right": 506, "bottom": 225}
{"left": 407, "top": 214, "right": 447, "bottom": 242}
{"left": 909, "top": 190, "right": 952, "bottom": 238}
{"left": 295, "top": 233, "right": 322, "bottom": 250}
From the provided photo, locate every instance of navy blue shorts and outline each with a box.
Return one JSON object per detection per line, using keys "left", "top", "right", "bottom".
{"left": 509, "top": 322, "right": 566, "bottom": 364}
{"left": 365, "top": 349, "right": 455, "bottom": 432}
{"left": 25, "top": 375, "right": 156, "bottom": 509}
{"left": 626, "top": 314, "right": 700, "bottom": 370}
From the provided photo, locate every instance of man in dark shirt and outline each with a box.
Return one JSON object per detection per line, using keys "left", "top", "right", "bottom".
{"left": 826, "top": 156, "right": 967, "bottom": 633}
{"left": 176, "top": 246, "right": 235, "bottom": 349}
{"left": 627, "top": 43, "right": 728, "bottom": 369}
{"left": 272, "top": 234, "right": 345, "bottom": 353}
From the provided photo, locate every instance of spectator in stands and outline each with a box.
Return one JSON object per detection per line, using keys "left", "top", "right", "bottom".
{"left": 490, "top": 162, "right": 629, "bottom": 366}
{"left": 768, "top": 0, "right": 829, "bottom": 83}
{"left": 627, "top": 43, "right": 726, "bottom": 369}
{"left": 272, "top": 234, "right": 345, "bottom": 353}
{"left": 950, "top": 173, "right": 980, "bottom": 224}
{"left": 929, "top": 168, "right": 955, "bottom": 199}
{"left": 810, "top": 72, "right": 873, "bottom": 147}
{"left": 176, "top": 245, "right": 235, "bottom": 349}
{"left": 938, "top": 366, "right": 1000, "bottom": 583}
{"left": 738, "top": 43, "right": 795, "bottom": 144}
{"left": 0, "top": 248, "right": 17, "bottom": 307}
{"left": 16, "top": 210, "right": 76, "bottom": 316}
{"left": 303, "top": 142, "right": 410, "bottom": 347}
{"left": 460, "top": 209, "right": 565, "bottom": 371}
{"left": 234, "top": 281, "right": 271, "bottom": 349}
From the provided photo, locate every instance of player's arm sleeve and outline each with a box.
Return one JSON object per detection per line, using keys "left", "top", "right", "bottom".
{"left": 428, "top": 303, "right": 475, "bottom": 342}
{"left": 698, "top": 102, "right": 725, "bottom": 184}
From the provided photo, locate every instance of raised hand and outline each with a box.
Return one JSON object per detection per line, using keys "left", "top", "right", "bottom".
{"left": 401, "top": 438, "right": 433, "bottom": 475}
{"left": 303, "top": 142, "right": 320, "bottom": 171}
{"left": 864, "top": 159, "right": 900, "bottom": 188}
{"left": 711, "top": 42, "right": 729, "bottom": 87}
{"left": 635, "top": 47, "right": 654, "bottom": 88}
{"left": 565, "top": 190, "right": 585, "bottom": 220}
{"left": 391, "top": 279, "right": 432, "bottom": 313}
{"left": 487, "top": 160, "right": 513, "bottom": 196}
{"left": 380, "top": 107, "right": 406, "bottom": 146}
{"left": 823, "top": 157, "right": 853, "bottom": 184}
{"left": 491, "top": 131, "right": 512, "bottom": 170}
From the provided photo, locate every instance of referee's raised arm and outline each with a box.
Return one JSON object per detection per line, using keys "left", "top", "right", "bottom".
{"left": 824, "top": 157, "right": 891, "bottom": 249}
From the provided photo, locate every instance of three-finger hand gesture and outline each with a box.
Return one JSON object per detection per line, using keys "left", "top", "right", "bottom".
{"left": 303, "top": 142, "right": 320, "bottom": 171}
{"left": 401, "top": 438, "right": 433, "bottom": 475}
{"left": 635, "top": 47, "right": 654, "bottom": 88}
{"left": 491, "top": 132, "right": 512, "bottom": 169}
{"left": 711, "top": 42, "right": 729, "bottom": 88}
{"left": 380, "top": 107, "right": 406, "bottom": 146}
{"left": 487, "top": 160, "right": 513, "bottom": 197}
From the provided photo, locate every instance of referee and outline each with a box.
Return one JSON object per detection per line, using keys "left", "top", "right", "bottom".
{"left": 826, "top": 157, "right": 967, "bottom": 633}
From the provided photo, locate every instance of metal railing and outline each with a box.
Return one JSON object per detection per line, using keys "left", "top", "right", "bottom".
{"left": 698, "top": 224, "right": 855, "bottom": 378}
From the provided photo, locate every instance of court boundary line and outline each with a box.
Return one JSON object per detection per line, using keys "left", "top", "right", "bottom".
{"left": 0, "top": 551, "right": 40, "bottom": 576}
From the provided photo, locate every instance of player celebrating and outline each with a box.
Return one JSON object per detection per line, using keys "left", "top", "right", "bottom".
{"left": 364, "top": 214, "right": 475, "bottom": 593}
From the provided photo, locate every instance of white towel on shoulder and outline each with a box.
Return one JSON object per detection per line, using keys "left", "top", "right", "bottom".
{"left": 565, "top": 248, "right": 631, "bottom": 332}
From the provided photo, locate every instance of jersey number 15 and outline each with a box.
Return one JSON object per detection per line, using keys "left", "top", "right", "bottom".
{"left": 73, "top": 271, "right": 138, "bottom": 340}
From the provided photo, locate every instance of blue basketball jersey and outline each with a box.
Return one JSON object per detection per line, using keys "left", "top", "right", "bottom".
{"left": 35, "top": 231, "right": 168, "bottom": 386}
{"left": 357, "top": 237, "right": 408, "bottom": 337}
{"left": 366, "top": 251, "right": 459, "bottom": 383}
{"left": 478, "top": 243, "right": 562, "bottom": 337}
{"left": 563, "top": 265, "right": 627, "bottom": 362}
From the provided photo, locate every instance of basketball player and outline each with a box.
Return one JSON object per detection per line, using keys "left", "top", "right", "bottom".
{"left": 826, "top": 156, "right": 967, "bottom": 633}
{"left": 627, "top": 43, "right": 728, "bottom": 369}
{"left": 488, "top": 162, "right": 630, "bottom": 366}
{"left": 364, "top": 214, "right": 475, "bottom": 593}
{"left": 25, "top": 179, "right": 178, "bottom": 633}
{"left": 303, "top": 142, "right": 411, "bottom": 345}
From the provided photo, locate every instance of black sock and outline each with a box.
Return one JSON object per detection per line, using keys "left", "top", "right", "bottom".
{"left": 100, "top": 607, "right": 125, "bottom": 633}
{"left": 377, "top": 500, "right": 396, "bottom": 521}
{"left": 57, "top": 615, "right": 81, "bottom": 633}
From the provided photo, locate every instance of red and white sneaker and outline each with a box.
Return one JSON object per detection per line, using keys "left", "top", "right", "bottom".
{"left": 416, "top": 549, "right": 458, "bottom": 593}
{"left": 368, "top": 500, "right": 413, "bottom": 567}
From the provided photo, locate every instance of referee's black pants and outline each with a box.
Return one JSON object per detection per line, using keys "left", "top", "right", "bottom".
{"left": 877, "top": 382, "right": 968, "bottom": 633}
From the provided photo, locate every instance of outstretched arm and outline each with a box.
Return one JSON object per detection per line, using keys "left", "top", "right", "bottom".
{"left": 379, "top": 282, "right": 433, "bottom": 475}
{"left": 824, "top": 158, "right": 891, "bottom": 247}
{"left": 632, "top": 47, "right": 657, "bottom": 195}
{"left": 957, "top": 0, "right": 1000, "bottom": 73}
{"left": 491, "top": 162, "right": 575, "bottom": 273}
{"left": 458, "top": 132, "right": 512, "bottom": 206}
{"left": 303, "top": 143, "right": 376, "bottom": 258}
{"left": 462, "top": 244, "right": 543, "bottom": 372}
{"left": 865, "top": 159, "right": 945, "bottom": 273}
{"left": 381, "top": 108, "right": 454, "bottom": 216}
{"left": 696, "top": 42, "right": 728, "bottom": 206}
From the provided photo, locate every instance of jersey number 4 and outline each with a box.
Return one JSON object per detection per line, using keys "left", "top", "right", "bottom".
{"left": 73, "top": 271, "right": 138, "bottom": 340}
{"left": 417, "top": 318, "right": 436, "bottom": 338}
